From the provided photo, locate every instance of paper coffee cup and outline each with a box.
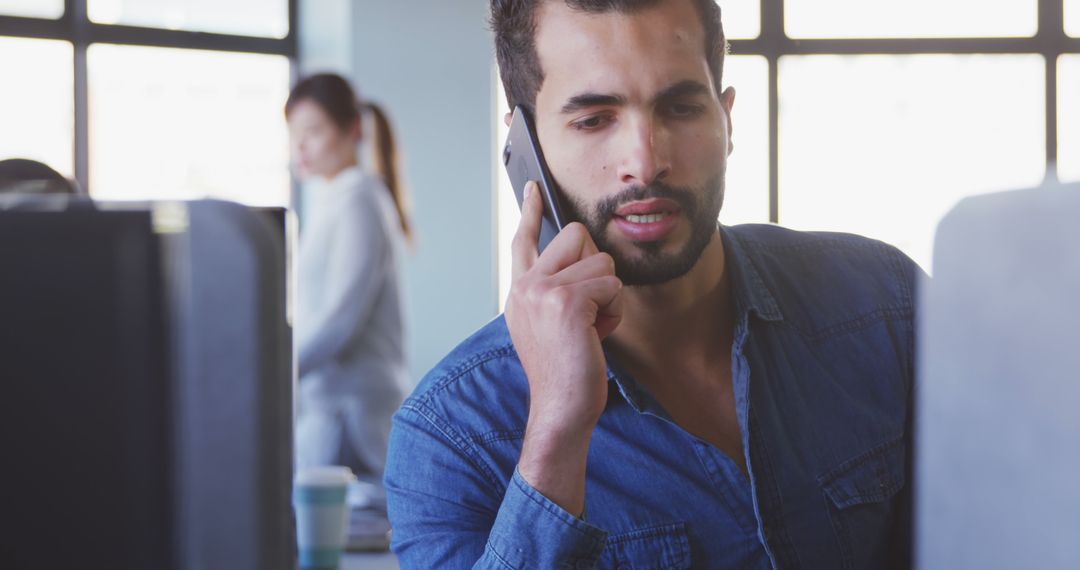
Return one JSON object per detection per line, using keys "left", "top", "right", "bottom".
{"left": 294, "top": 466, "right": 356, "bottom": 570}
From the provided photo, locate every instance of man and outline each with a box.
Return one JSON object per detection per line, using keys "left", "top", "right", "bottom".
{"left": 0, "top": 158, "right": 79, "bottom": 195}
{"left": 385, "top": 0, "right": 918, "bottom": 567}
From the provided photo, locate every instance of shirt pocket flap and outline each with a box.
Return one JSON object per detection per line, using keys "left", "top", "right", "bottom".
{"left": 819, "top": 436, "right": 906, "bottom": 510}
{"left": 605, "top": 522, "right": 691, "bottom": 569}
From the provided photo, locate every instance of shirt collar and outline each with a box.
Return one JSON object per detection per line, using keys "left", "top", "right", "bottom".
{"left": 328, "top": 165, "right": 365, "bottom": 189}
{"left": 604, "top": 225, "right": 784, "bottom": 412}
{"left": 720, "top": 224, "right": 784, "bottom": 324}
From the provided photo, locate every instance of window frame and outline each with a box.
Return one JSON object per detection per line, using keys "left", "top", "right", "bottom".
{"left": 0, "top": 0, "right": 298, "bottom": 194}
{"left": 728, "top": 0, "right": 1079, "bottom": 222}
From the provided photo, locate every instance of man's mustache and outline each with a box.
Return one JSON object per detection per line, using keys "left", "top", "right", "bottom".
{"left": 593, "top": 182, "right": 698, "bottom": 221}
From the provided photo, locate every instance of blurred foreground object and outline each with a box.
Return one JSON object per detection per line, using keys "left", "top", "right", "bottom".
{"left": 0, "top": 197, "right": 293, "bottom": 570}
{"left": 917, "top": 180, "right": 1080, "bottom": 569}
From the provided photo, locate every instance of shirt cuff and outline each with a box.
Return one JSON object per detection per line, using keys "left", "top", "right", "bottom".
{"left": 484, "top": 468, "right": 607, "bottom": 568}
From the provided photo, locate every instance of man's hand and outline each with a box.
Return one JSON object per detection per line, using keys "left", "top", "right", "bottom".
{"left": 504, "top": 181, "right": 623, "bottom": 516}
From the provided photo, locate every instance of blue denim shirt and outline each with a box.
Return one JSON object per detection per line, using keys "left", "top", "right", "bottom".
{"left": 386, "top": 224, "right": 919, "bottom": 569}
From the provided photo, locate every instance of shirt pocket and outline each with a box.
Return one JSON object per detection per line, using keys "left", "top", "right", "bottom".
{"left": 602, "top": 522, "right": 692, "bottom": 570}
{"left": 818, "top": 435, "right": 906, "bottom": 570}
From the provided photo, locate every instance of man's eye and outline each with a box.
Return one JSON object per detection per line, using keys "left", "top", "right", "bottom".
{"left": 667, "top": 103, "right": 704, "bottom": 118}
{"left": 571, "top": 115, "right": 610, "bottom": 131}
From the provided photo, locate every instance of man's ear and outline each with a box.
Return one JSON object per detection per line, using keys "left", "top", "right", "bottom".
{"left": 503, "top": 112, "right": 513, "bottom": 128}
{"left": 720, "top": 86, "right": 736, "bottom": 156}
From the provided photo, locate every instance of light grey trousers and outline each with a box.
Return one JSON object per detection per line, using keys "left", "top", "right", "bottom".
{"left": 295, "top": 364, "right": 406, "bottom": 499}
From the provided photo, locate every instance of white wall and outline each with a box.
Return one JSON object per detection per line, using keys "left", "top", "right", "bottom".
{"left": 299, "top": 0, "right": 353, "bottom": 75}
{"left": 351, "top": 0, "right": 499, "bottom": 382}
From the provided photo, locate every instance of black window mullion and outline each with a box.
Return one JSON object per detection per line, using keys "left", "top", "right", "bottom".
{"left": 0, "top": 14, "right": 65, "bottom": 39}
{"left": 48, "top": 0, "right": 298, "bottom": 195}
{"left": 767, "top": 56, "right": 779, "bottom": 224}
{"left": 1039, "top": 0, "right": 1065, "bottom": 183}
{"left": 84, "top": 24, "right": 294, "bottom": 56}
{"left": 1046, "top": 54, "right": 1059, "bottom": 184}
{"left": 287, "top": 0, "right": 299, "bottom": 61}
{"left": 69, "top": 0, "right": 89, "bottom": 194}
{"left": 760, "top": 0, "right": 784, "bottom": 224}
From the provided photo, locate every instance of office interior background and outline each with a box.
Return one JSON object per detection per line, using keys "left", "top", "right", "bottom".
{"left": 1, "top": 0, "right": 1078, "bottom": 383}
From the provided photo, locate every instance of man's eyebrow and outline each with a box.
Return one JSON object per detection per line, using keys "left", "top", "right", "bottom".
{"left": 559, "top": 81, "right": 711, "bottom": 114}
{"left": 652, "top": 80, "right": 711, "bottom": 103}
{"left": 560, "top": 93, "right": 627, "bottom": 114}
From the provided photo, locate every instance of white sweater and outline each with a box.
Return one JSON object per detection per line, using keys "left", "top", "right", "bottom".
{"left": 294, "top": 166, "right": 409, "bottom": 471}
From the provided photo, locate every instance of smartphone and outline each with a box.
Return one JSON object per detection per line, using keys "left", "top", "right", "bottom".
{"left": 503, "top": 105, "right": 568, "bottom": 253}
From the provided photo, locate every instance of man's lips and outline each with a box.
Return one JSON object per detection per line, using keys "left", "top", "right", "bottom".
{"left": 614, "top": 198, "right": 681, "bottom": 217}
{"left": 610, "top": 198, "right": 682, "bottom": 241}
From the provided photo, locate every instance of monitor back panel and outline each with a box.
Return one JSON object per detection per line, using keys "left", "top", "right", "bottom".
{"left": 0, "top": 209, "right": 173, "bottom": 569}
{"left": 917, "top": 182, "right": 1080, "bottom": 569}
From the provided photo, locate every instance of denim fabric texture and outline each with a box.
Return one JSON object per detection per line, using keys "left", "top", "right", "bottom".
{"left": 386, "top": 223, "right": 919, "bottom": 569}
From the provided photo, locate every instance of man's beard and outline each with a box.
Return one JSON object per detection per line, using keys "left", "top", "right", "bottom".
{"left": 561, "top": 175, "right": 725, "bottom": 286}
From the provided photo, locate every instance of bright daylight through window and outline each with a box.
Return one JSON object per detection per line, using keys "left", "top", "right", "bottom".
{"left": 786, "top": 0, "right": 1038, "bottom": 38}
{"left": 89, "top": 0, "right": 288, "bottom": 38}
{"left": 0, "top": 37, "right": 74, "bottom": 177}
{"left": 494, "top": 0, "right": 1067, "bottom": 295}
{"left": 1068, "top": 0, "right": 1080, "bottom": 38}
{"left": 88, "top": 45, "right": 291, "bottom": 206}
{"left": 779, "top": 55, "right": 1045, "bottom": 269}
{"left": 0, "top": 0, "right": 63, "bottom": 19}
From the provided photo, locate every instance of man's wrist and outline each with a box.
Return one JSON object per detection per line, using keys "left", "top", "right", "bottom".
{"left": 518, "top": 421, "right": 593, "bottom": 516}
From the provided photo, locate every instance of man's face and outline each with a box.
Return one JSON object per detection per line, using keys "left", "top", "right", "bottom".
{"left": 532, "top": 0, "right": 734, "bottom": 286}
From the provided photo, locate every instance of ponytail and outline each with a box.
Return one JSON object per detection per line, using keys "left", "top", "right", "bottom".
{"left": 366, "top": 102, "right": 414, "bottom": 245}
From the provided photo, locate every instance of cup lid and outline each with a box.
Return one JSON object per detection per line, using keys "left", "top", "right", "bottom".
{"left": 294, "top": 465, "right": 356, "bottom": 487}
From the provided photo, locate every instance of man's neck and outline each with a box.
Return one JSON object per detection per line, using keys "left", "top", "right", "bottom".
{"left": 607, "top": 230, "right": 734, "bottom": 374}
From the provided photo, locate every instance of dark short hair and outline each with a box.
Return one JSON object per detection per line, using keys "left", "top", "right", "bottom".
{"left": 490, "top": 0, "right": 726, "bottom": 113}
{"left": 0, "top": 158, "right": 77, "bottom": 195}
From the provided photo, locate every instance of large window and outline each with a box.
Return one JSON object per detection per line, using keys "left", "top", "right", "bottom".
{"left": 0, "top": 0, "right": 295, "bottom": 205}
{"left": 88, "top": 45, "right": 290, "bottom": 205}
{"left": 737, "top": 0, "right": 1073, "bottom": 271}
{"left": 495, "top": 0, "right": 1079, "bottom": 292}
{"left": 779, "top": 54, "right": 1045, "bottom": 267}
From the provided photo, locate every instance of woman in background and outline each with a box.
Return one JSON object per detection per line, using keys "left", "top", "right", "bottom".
{"left": 286, "top": 73, "right": 412, "bottom": 507}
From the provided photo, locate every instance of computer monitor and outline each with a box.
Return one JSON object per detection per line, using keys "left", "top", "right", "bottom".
{"left": 916, "top": 181, "right": 1080, "bottom": 569}
{"left": 0, "top": 198, "right": 294, "bottom": 570}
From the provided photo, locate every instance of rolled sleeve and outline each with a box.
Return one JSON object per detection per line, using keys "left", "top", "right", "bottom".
{"left": 484, "top": 469, "right": 607, "bottom": 569}
{"left": 387, "top": 402, "right": 609, "bottom": 569}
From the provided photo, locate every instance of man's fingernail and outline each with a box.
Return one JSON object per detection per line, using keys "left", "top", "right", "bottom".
{"left": 524, "top": 181, "right": 534, "bottom": 200}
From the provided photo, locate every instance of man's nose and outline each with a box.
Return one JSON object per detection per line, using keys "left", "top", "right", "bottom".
{"left": 617, "top": 117, "right": 671, "bottom": 186}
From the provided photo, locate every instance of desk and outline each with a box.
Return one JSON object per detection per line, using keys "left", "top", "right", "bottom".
{"left": 342, "top": 552, "right": 398, "bottom": 569}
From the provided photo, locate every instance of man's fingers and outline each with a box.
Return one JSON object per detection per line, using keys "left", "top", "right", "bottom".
{"left": 595, "top": 281, "right": 623, "bottom": 340}
{"left": 533, "top": 222, "right": 598, "bottom": 276}
{"left": 547, "top": 252, "right": 615, "bottom": 287}
{"left": 511, "top": 181, "right": 542, "bottom": 281}
{"left": 573, "top": 272, "right": 623, "bottom": 340}
{"left": 581, "top": 233, "right": 600, "bottom": 257}
{"left": 566, "top": 275, "right": 623, "bottom": 316}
